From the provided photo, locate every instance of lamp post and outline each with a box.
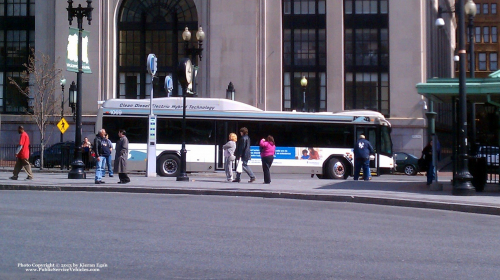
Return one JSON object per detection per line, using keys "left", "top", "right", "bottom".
{"left": 300, "top": 76, "right": 307, "bottom": 112}
{"left": 435, "top": 1, "right": 475, "bottom": 195}
{"left": 60, "top": 77, "right": 66, "bottom": 142}
{"left": 176, "top": 58, "right": 192, "bottom": 182}
{"left": 175, "top": 27, "right": 204, "bottom": 182}
{"left": 455, "top": 0, "right": 475, "bottom": 195}
{"left": 465, "top": 0, "right": 477, "bottom": 78}
{"left": 66, "top": 0, "right": 93, "bottom": 179}
{"left": 182, "top": 26, "right": 205, "bottom": 96}
{"left": 226, "top": 82, "right": 235, "bottom": 100}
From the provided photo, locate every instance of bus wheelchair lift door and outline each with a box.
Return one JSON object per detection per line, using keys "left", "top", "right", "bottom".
{"left": 215, "top": 121, "right": 238, "bottom": 171}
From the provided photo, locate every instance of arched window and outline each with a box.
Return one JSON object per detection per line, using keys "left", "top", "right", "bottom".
{"left": 118, "top": 0, "right": 198, "bottom": 99}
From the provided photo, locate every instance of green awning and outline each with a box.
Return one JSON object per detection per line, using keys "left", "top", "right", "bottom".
{"left": 416, "top": 77, "right": 500, "bottom": 103}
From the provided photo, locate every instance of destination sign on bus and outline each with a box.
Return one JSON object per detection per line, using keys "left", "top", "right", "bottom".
{"left": 118, "top": 103, "right": 216, "bottom": 111}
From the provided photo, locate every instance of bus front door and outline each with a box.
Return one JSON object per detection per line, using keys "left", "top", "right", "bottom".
{"left": 355, "top": 127, "right": 379, "bottom": 176}
{"left": 215, "top": 121, "right": 238, "bottom": 171}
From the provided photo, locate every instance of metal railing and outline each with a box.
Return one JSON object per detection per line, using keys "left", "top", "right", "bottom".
{"left": 0, "top": 144, "right": 81, "bottom": 170}
{"left": 476, "top": 146, "right": 500, "bottom": 184}
{"left": 0, "top": 144, "right": 41, "bottom": 168}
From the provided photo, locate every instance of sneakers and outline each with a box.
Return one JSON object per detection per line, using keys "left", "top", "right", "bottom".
{"left": 248, "top": 178, "right": 256, "bottom": 183}
{"left": 9, "top": 176, "right": 18, "bottom": 180}
{"left": 95, "top": 181, "right": 105, "bottom": 184}
{"left": 26, "top": 177, "right": 33, "bottom": 180}
{"left": 232, "top": 179, "right": 241, "bottom": 183}
{"left": 109, "top": 175, "right": 114, "bottom": 177}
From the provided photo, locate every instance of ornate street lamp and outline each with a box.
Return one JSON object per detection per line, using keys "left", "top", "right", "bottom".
{"left": 300, "top": 76, "right": 308, "bottom": 112}
{"left": 69, "top": 81, "right": 77, "bottom": 120}
{"left": 176, "top": 58, "right": 193, "bottom": 182}
{"left": 434, "top": 1, "right": 475, "bottom": 195}
{"left": 60, "top": 77, "right": 66, "bottom": 142}
{"left": 182, "top": 26, "right": 204, "bottom": 96}
{"left": 455, "top": 0, "right": 475, "bottom": 195}
{"left": 66, "top": 0, "right": 93, "bottom": 179}
{"left": 175, "top": 27, "right": 205, "bottom": 182}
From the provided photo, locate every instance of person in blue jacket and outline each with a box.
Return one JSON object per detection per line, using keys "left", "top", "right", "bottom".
{"left": 353, "top": 134, "right": 374, "bottom": 181}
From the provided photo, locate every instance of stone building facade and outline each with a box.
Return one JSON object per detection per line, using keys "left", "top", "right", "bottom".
{"left": 0, "top": 0, "right": 456, "bottom": 156}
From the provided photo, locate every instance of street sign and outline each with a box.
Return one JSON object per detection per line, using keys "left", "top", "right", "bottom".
{"left": 57, "top": 118, "right": 69, "bottom": 134}
{"left": 147, "top": 54, "right": 157, "bottom": 76}
{"left": 146, "top": 115, "right": 157, "bottom": 177}
{"left": 164, "top": 75, "right": 173, "bottom": 95}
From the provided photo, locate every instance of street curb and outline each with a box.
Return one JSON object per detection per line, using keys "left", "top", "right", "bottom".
{"left": 2, "top": 184, "right": 500, "bottom": 216}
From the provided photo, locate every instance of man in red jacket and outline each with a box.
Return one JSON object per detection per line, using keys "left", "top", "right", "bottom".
{"left": 10, "top": 126, "right": 33, "bottom": 180}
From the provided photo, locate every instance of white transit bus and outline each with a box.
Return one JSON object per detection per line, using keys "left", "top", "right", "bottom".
{"left": 96, "top": 97, "right": 393, "bottom": 179}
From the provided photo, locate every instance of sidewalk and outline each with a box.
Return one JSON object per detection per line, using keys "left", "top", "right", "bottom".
{"left": 1, "top": 170, "right": 500, "bottom": 215}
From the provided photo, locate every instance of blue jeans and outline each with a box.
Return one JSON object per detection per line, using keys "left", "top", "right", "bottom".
{"left": 354, "top": 158, "right": 370, "bottom": 181}
{"left": 95, "top": 156, "right": 106, "bottom": 182}
{"left": 104, "top": 155, "right": 113, "bottom": 176}
{"left": 427, "top": 163, "right": 435, "bottom": 185}
{"left": 235, "top": 159, "right": 255, "bottom": 180}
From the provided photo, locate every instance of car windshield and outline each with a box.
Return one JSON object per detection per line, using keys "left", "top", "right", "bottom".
{"left": 479, "top": 146, "right": 499, "bottom": 154}
{"left": 395, "top": 153, "right": 417, "bottom": 160}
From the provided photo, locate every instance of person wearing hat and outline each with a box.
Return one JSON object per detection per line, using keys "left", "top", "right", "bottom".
{"left": 353, "top": 134, "right": 374, "bottom": 181}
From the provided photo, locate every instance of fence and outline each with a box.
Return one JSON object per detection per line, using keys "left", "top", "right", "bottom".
{"left": 0, "top": 144, "right": 41, "bottom": 168}
{"left": 0, "top": 144, "right": 79, "bottom": 170}
{"left": 476, "top": 146, "right": 500, "bottom": 185}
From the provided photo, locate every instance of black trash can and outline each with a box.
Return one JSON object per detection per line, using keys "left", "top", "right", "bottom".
{"left": 469, "top": 156, "right": 487, "bottom": 192}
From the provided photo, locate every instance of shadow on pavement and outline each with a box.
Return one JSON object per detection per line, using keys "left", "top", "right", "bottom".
{"left": 317, "top": 181, "right": 500, "bottom": 196}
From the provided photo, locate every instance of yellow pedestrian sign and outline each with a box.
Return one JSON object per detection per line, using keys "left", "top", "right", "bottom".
{"left": 57, "top": 118, "right": 69, "bottom": 134}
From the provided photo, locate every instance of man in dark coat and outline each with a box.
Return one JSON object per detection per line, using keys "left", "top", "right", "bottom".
{"left": 233, "top": 127, "right": 256, "bottom": 183}
{"left": 114, "top": 129, "right": 130, "bottom": 184}
{"left": 353, "top": 134, "right": 374, "bottom": 181}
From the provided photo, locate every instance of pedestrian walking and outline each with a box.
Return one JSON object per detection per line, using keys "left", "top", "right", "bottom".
{"left": 114, "top": 129, "right": 130, "bottom": 184}
{"left": 93, "top": 129, "right": 111, "bottom": 184}
{"left": 233, "top": 127, "right": 256, "bottom": 183}
{"left": 353, "top": 134, "right": 374, "bottom": 181}
{"left": 422, "top": 140, "right": 435, "bottom": 185}
{"left": 223, "top": 133, "right": 237, "bottom": 182}
{"left": 103, "top": 133, "right": 114, "bottom": 177}
{"left": 10, "top": 126, "right": 33, "bottom": 180}
{"left": 260, "top": 135, "right": 276, "bottom": 184}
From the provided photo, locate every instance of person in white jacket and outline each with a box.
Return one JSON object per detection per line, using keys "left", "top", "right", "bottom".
{"left": 223, "top": 133, "right": 237, "bottom": 182}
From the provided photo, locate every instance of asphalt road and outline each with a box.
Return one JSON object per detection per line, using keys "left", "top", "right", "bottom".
{"left": 1, "top": 191, "right": 500, "bottom": 280}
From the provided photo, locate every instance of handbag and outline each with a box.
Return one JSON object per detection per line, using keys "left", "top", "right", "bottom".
{"left": 236, "top": 160, "right": 243, "bottom": 173}
{"left": 229, "top": 155, "right": 236, "bottom": 161}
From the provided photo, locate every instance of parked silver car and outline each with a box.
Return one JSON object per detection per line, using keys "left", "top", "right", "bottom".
{"left": 476, "top": 146, "right": 499, "bottom": 166}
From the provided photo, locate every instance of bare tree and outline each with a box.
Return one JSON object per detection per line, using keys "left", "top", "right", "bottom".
{"left": 9, "top": 49, "right": 63, "bottom": 170}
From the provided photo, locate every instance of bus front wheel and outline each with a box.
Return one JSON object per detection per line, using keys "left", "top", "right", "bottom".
{"left": 326, "top": 158, "right": 349, "bottom": 180}
{"left": 157, "top": 154, "right": 180, "bottom": 177}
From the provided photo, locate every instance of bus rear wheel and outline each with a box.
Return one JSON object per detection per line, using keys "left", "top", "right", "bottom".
{"left": 157, "top": 154, "right": 180, "bottom": 177}
{"left": 326, "top": 158, "right": 349, "bottom": 180}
